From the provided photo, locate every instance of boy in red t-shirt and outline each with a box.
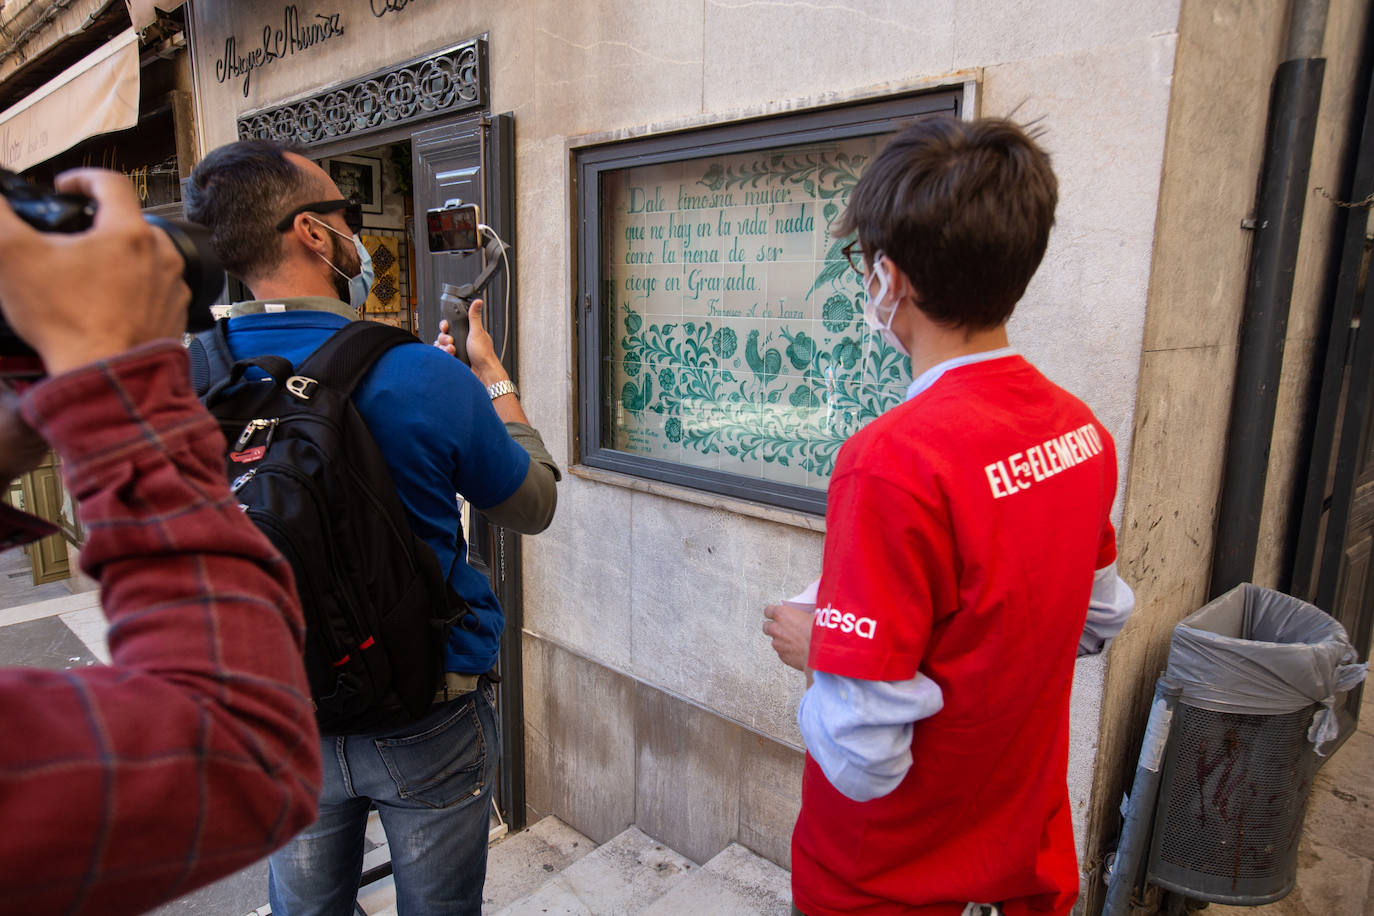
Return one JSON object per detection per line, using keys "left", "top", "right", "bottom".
{"left": 763, "top": 117, "right": 1134, "bottom": 916}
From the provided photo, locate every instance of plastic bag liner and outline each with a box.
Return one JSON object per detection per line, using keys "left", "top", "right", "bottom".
{"left": 1165, "top": 583, "right": 1368, "bottom": 755}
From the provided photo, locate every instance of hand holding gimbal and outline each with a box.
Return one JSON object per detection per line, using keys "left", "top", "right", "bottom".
{"left": 437, "top": 234, "right": 510, "bottom": 365}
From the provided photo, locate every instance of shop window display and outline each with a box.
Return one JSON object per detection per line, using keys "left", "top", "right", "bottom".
{"left": 578, "top": 91, "right": 961, "bottom": 513}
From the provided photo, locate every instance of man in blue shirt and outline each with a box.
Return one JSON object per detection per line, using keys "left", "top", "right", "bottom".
{"left": 185, "top": 139, "right": 560, "bottom": 916}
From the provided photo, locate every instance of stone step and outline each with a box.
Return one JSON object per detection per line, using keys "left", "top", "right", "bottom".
{"left": 640, "top": 843, "right": 792, "bottom": 916}
{"left": 483, "top": 816, "right": 599, "bottom": 912}
{"left": 492, "top": 825, "right": 697, "bottom": 916}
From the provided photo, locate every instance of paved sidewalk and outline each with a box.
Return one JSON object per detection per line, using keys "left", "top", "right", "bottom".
{"left": 1208, "top": 703, "right": 1374, "bottom": 916}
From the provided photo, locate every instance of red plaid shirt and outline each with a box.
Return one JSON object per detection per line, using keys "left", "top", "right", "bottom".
{"left": 0, "top": 342, "right": 321, "bottom": 915}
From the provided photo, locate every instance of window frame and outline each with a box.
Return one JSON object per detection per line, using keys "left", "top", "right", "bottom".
{"left": 575, "top": 89, "right": 962, "bottom": 515}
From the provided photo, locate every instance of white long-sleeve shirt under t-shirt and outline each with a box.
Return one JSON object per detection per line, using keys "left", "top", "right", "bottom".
{"left": 797, "top": 349, "right": 1136, "bottom": 803}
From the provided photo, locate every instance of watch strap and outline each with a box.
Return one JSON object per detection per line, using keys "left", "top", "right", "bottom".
{"left": 487, "top": 379, "right": 518, "bottom": 400}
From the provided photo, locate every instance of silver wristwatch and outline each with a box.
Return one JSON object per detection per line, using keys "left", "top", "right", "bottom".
{"left": 486, "top": 379, "right": 518, "bottom": 400}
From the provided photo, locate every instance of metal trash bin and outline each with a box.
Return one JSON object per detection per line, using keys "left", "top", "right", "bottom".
{"left": 1144, "top": 583, "right": 1368, "bottom": 905}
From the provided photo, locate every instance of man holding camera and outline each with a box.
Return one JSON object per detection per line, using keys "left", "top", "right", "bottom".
{"left": 184, "top": 139, "right": 560, "bottom": 916}
{"left": 0, "top": 170, "right": 322, "bottom": 914}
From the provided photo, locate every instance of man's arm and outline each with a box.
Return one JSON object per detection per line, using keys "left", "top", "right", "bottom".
{"left": 0, "top": 170, "right": 320, "bottom": 916}
{"left": 765, "top": 591, "right": 943, "bottom": 803}
{"left": 798, "top": 672, "right": 944, "bottom": 802}
{"left": 437, "top": 302, "right": 560, "bottom": 534}
{"left": 1079, "top": 562, "right": 1135, "bottom": 656}
{"left": 778, "top": 564, "right": 1134, "bottom": 804}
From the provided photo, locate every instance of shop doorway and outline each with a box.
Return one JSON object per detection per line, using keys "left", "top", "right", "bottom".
{"left": 314, "top": 139, "right": 419, "bottom": 334}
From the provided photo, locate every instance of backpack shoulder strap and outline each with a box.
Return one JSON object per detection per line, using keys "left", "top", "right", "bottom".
{"left": 188, "top": 317, "right": 236, "bottom": 396}
{"left": 296, "top": 320, "right": 420, "bottom": 397}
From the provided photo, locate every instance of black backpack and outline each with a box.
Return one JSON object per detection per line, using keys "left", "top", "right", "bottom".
{"left": 189, "top": 318, "right": 466, "bottom": 735}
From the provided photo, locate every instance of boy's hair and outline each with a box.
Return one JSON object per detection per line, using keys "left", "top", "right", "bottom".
{"left": 836, "top": 116, "right": 1057, "bottom": 330}
{"left": 184, "top": 139, "right": 317, "bottom": 282}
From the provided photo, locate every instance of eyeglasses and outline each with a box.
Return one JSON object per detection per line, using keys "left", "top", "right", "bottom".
{"left": 841, "top": 239, "right": 865, "bottom": 274}
{"left": 275, "top": 199, "right": 363, "bottom": 235}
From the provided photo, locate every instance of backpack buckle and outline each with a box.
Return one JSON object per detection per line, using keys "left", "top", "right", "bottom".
{"left": 286, "top": 375, "right": 318, "bottom": 400}
{"left": 233, "top": 417, "right": 279, "bottom": 452}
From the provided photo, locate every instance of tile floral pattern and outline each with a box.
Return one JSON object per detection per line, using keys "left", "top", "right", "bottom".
{"left": 363, "top": 234, "right": 401, "bottom": 313}
{"left": 602, "top": 135, "right": 910, "bottom": 490}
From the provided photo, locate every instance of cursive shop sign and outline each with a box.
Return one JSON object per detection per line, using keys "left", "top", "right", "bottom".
{"left": 215, "top": 4, "right": 346, "bottom": 97}
{"left": 369, "top": 0, "right": 423, "bottom": 16}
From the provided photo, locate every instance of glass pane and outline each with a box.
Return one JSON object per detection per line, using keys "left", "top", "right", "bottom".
{"left": 600, "top": 135, "right": 910, "bottom": 491}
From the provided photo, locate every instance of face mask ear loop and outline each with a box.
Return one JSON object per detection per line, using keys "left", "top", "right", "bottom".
{"left": 313, "top": 249, "right": 350, "bottom": 282}
{"left": 304, "top": 216, "right": 346, "bottom": 276}
{"left": 874, "top": 257, "right": 899, "bottom": 332}
{"left": 861, "top": 323, "right": 874, "bottom": 396}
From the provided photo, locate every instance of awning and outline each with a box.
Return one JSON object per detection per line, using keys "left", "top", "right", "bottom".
{"left": 0, "top": 28, "right": 140, "bottom": 174}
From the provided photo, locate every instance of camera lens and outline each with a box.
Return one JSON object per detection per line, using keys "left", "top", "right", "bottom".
{"left": 143, "top": 214, "right": 223, "bottom": 333}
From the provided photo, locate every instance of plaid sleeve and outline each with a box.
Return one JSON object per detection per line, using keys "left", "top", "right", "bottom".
{"left": 0, "top": 341, "right": 321, "bottom": 916}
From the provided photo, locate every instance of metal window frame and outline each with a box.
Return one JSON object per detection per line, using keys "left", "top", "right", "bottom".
{"left": 574, "top": 89, "right": 961, "bottom": 515}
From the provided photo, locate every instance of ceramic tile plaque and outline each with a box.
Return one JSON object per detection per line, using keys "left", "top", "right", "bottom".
{"left": 601, "top": 136, "right": 911, "bottom": 491}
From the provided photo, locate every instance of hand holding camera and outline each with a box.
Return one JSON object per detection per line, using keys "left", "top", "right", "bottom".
{"left": 0, "top": 168, "right": 223, "bottom": 378}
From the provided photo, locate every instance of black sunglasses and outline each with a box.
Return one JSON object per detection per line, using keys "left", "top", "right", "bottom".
{"left": 275, "top": 199, "right": 363, "bottom": 235}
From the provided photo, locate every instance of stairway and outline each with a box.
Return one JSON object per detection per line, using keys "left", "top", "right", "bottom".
{"left": 481, "top": 817, "right": 793, "bottom": 915}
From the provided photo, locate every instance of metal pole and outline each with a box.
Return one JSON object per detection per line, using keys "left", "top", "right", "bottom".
{"left": 1209, "top": 0, "right": 1329, "bottom": 597}
{"left": 1103, "top": 678, "right": 1183, "bottom": 916}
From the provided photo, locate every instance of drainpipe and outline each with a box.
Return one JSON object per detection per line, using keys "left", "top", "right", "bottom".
{"left": 1208, "top": 0, "right": 1329, "bottom": 599}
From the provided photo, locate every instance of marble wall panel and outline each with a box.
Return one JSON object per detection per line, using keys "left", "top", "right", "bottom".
{"left": 952, "top": 0, "right": 1179, "bottom": 68}
{"left": 190, "top": 2, "right": 529, "bottom": 149}
{"left": 523, "top": 478, "right": 636, "bottom": 673}
{"left": 523, "top": 636, "right": 805, "bottom": 869}
{"left": 736, "top": 733, "right": 804, "bottom": 870}
{"left": 628, "top": 495, "right": 820, "bottom": 745}
{"left": 522, "top": 636, "right": 638, "bottom": 844}
{"left": 513, "top": 134, "right": 576, "bottom": 467}
{"left": 702, "top": 0, "right": 957, "bottom": 115}
{"left": 983, "top": 33, "right": 1178, "bottom": 495}
{"left": 635, "top": 684, "right": 744, "bottom": 865}
{"left": 529, "top": 0, "right": 703, "bottom": 139}
{"left": 1067, "top": 653, "right": 1108, "bottom": 862}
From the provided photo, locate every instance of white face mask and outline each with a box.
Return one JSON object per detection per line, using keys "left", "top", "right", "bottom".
{"left": 309, "top": 216, "right": 374, "bottom": 310}
{"left": 862, "top": 253, "right": 909, "bottom": 356}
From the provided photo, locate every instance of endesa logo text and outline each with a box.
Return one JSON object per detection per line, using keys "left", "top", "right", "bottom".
{"left": 814, "top": 604, "right": 878, "bottom": 640}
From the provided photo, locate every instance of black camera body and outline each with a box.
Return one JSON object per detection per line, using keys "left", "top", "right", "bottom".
{"left": 0, "top": 169, "right": 225, "bottom": 379}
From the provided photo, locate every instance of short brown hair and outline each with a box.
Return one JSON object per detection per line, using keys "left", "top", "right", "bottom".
{"left": 836, "top": 116, "right": 1057, "bottom": 329}
{"left": 184, "top": 139, "right": 316, "bottom": 282}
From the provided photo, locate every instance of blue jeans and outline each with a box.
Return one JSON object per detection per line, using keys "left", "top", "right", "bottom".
{"left": 268, "top": 683, "right": 499, "bottom": 916}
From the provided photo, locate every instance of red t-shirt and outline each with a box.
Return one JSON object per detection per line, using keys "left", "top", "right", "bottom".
{"left": 793, "top": 355, "right": 1118, "bottom": 916}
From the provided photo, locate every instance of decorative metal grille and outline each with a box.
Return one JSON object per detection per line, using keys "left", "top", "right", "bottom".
{"left": 237, "top": 38, "right": 486, "bottom": 145}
